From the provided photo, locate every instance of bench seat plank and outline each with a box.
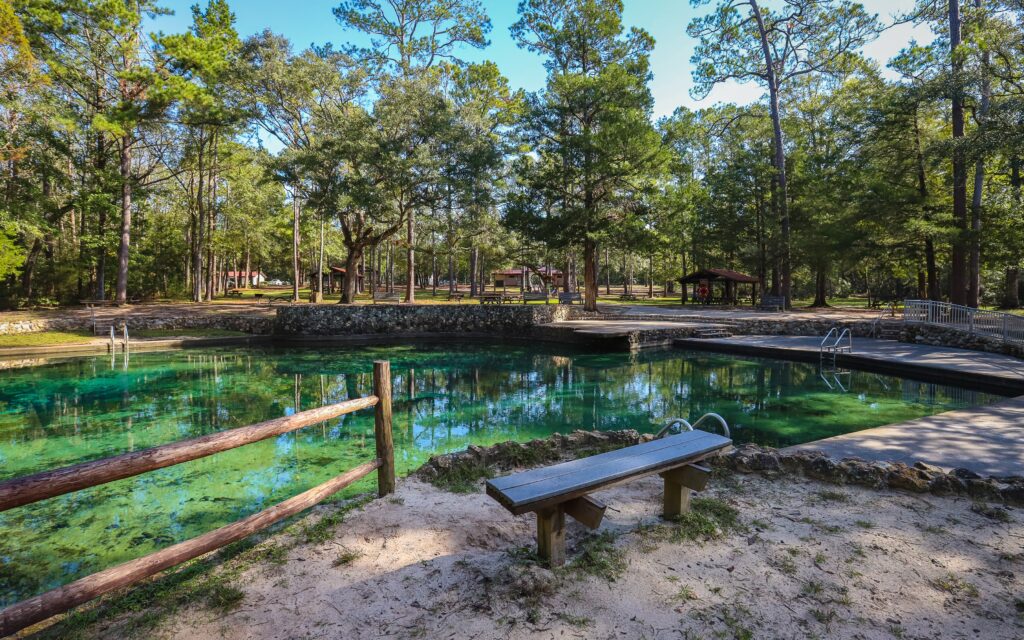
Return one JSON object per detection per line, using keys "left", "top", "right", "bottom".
{"left": 486, "top": 430, "right": 730, "bottom": 515}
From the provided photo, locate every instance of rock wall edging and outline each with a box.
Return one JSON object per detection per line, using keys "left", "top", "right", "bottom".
{"left": 416, "top": 430, "right": 1024, "bottom": 506}
{"left": 0, "top": 314, "right": 274, "bottom": 336}
{"left": 273, "top": 304, "right": 597, "bottom": 336}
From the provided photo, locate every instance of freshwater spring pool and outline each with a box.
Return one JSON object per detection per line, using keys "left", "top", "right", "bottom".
{"left": 0, "top": 343, "right": 1004, "bottom": 604}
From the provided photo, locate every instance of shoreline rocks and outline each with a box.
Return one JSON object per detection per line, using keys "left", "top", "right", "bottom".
{"left": 415, "top": 430, "right": 1024, "bottom": 506}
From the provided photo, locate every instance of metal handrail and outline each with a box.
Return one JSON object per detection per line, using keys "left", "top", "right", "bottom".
{"left": 819, "top": 327, "right": 838, "bottom": 351}
{"left": 655, "top": 413, "right": 730, "bottom": 439}
{"left": 871, "top": 303, "right": 897, "bottom": 337}
{"left": 904, "top": 299, "right": 1024, "bottom": 344}
{"left": 820, "top": 327, "right": 852, "bottom": 354}
{"left": 835, "top": 328, "right": 852, "bottom": 352}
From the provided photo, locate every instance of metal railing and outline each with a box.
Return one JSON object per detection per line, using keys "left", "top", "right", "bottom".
{"left": 903, "top": 299, "right": 1024, "bottom": 344}
{"left": 655, "top": 413, "right": 731, "bottom": 439}
{"left": 819, "top": 327, "right": 852, "bottom": 355}
{"left": 871, "top": 302, "right": 898, "bottom": 337}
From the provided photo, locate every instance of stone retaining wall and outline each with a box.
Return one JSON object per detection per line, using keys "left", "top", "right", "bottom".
{"left": 898, "top": 323, "right": 1024, "bottom": 358}
{"left": 0, "top": 314, "right": 273, "bottom": 336}
{"left": 274, "top": 304, "right": 595, "bottom": 337}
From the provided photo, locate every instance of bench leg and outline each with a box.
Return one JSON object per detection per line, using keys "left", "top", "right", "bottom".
{"left": 662, "top": 476, "right": 691, "bottom": 519}
{"left": 536, "top": 506, "right": 566, "bottom": 567}
{"left": 661, "top": 464, "right": 711, "bottom": 519}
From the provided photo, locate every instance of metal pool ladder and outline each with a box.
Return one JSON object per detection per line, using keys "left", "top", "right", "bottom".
{"left": 108, "top": 323, "right": 129, "bottom": 352}
{"left": 820, "top": 327, "right": 852, "bottom": 361}
{"left": 656, "top": 413, "right": 731, "bottom": 439}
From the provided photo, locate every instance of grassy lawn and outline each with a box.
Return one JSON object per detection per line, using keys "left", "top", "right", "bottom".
{"left": 0, "top": 330, "right": 96, "bottom": 348}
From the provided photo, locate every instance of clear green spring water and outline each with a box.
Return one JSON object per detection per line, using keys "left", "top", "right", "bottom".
{"left": 0, "top": 343, "right": 1003, "bottom": 604}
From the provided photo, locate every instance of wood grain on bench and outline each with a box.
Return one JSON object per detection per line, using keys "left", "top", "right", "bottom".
{"left": 486, "top": 430, "right": 730, "bottom": 515}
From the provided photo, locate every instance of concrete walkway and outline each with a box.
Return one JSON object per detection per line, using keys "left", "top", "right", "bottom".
{"left": 669, "top": 334, "right": 1024, "bottom": 476}
{"left": 601, "top": 303, "right": 876, "bottom": 322}
{"left": 675, "top": 334, "right": 1024, "bottom": 394}
{"left": 788, "top": 396, "right": 1024, "bottom": 477}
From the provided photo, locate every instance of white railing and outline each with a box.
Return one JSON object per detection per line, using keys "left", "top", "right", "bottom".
{"left": 903, "top": 299, "right": 1024, "bottom": 344}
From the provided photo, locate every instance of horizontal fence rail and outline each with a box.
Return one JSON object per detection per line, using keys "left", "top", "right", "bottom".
{"left": 903, "top": 299, "right": 1024, "bottom": 344}
{"left": 0, "top": 360, "right": 395, "bottom": 638}
{"left": 0, "top": 395, "right": 379, "bottom": 513}
{"left": 0, "top": 460, "right": 381, "bottom": 637}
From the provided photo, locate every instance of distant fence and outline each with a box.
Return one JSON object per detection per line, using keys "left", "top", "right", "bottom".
{"left": 0, "top": 361, "right": 395, "bottom": 637}
{"left": 903, "top": 299, "right": 1024, "bottom": 344}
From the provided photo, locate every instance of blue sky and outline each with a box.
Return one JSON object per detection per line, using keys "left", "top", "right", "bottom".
{"left": 150, "top": 0, "right": 932, "bottom": 119}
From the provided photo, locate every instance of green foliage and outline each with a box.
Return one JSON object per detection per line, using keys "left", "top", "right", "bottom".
{"left": 570, "top": 530, "right": 627, "bottom": 581}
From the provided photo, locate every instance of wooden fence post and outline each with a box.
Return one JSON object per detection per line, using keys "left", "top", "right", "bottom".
{"left": 373, "top": 360, "right": 395, "bottom": 496}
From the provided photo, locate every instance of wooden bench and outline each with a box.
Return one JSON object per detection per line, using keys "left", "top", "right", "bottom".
{"left": 758, "top": 294, "right": 786, "bottom": 312}
{"left": 486, "top": 429, "right": 732, "bottom": 566}
{"left": 618, "top": 293, "right": 638, "bottom": 301}
{"left": 373, "top": 291, "right": 402, "bottom": 304}
{"left": 558, "top": 292, "right": 582, "bottom": 305}
{"left": 522, "top": 292, "right": 549, "bottom": 304}
{"left": 225, "top": 289, "right": 244, "bottom": 298}
{"left": 447, "top": 292, "right": 466, "bottom": 302}
{"left": 479, "top": 292, "right": 503, "bottom": 304}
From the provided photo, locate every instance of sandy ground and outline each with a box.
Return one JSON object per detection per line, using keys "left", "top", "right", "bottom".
{"left": 148, "top": 472, "right": 1022, "bottom": 640}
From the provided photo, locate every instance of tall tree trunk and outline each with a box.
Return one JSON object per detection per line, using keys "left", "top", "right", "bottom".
{"left": 925, "top": 239, "right": 939, "bottom": 300}
{"left": 968, "top": 0, "right": 990, "bottom": 308}
{"left": 751, "top": 0, "right": 791, "bottom": 307}
{"left": 405, "top": 209, "right": 415, "bottom": 303}
{"left": 291, "top": 188, "right": 300, "bottom": 302}
{"left": 469, "top": 247, "right": 478, "bottom": 297}
{"left": 244, "top": 245, "right": 251, "bottom": 289}
{"left": 1005, "top": 155, "right": 1023, "bottom": 308}
{"left": 1003, "top": 268, "right": 1020, "bottom": 309}
{"left": 583, "top": 239, "right": 597, "bottom": 311}
{"left": 339, "top": 246, "right": 362, "bottom": 304}
{"left": 21, "top": 238, "right": 42, "bottom": 299}
{"left": 115, "top": 135, "right": 132, "bottom": 305}
{"left": 812, "top": 268, "right": 828, "bottom": 307}
{"left": 949, "top": 0, "right": 968, "bottom": 305}
{"left": 205, "top": 148, "right": 216, "bottom": 301}
{"left": 912, "top": 105, "right": 941, "bottom": 301}
{"left": 604, "top": 246, "right": 611, "bottom": 295}
{"left": 447, "top": 249, "right": 455, "bottom": 295}
{"left": 647, "top": 254, "right": 654, "bottom": 298}
{"left": 192, "top": 141, "right": 205, "bottom": 302}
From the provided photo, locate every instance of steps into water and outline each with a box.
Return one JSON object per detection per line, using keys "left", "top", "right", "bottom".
{"left": 875, "top": 320, "right": 902, "bottom": 340}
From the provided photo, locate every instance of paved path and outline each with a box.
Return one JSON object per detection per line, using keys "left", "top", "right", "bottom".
{"left": 675, "top": 335, "right": 1024, "bottom": 385}
{"left": 549, "top": 319, "right": 720, "bottom": 336}
{"left": 600, "top": 304, "right": 876, "bottom": 322}
{"left": 788, "top": 396, "right": 1024, "bottom": 477}
{"left": 669, "top": 334, "right": 1024, "bottom": 476}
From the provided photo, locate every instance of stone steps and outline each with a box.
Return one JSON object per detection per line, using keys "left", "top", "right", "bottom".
{"left": 692, "top": 328, "right": 733, "bottom": 339}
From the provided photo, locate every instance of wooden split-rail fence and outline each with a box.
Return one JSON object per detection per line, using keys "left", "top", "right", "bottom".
{"left": 0, "top": 361, "right": 397, "bottom": 638}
